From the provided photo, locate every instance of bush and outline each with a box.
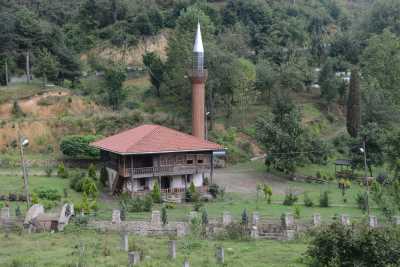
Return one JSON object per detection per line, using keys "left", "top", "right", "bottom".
{"left": 304, "top": 192, "right": 314, "bottom": 207}
{"left": 8, "top": 193, "right": 17, "bottom": 201}
{"left": 208, "top": 183, "right": 220, "bottom": 198}
{"left": 11, "top": 100, "right": 25, "bottom": 117}
{"left": 44, "top": 164, "right": 53, "bottom": 177}
{"left": 70, "top": 171, "right": 86, "bottom": 192}
{"left": 151, "top": 181, "right": 162, "bottom": 203}
{"left": 161, "top": 205, "right": 167, "bottom": 225}
{"left": 60, "top": 135, "right": 101, "bottom": 159}
{"left": 263, "top": 184, "right": 273, "bottom": 204}
{"left": 193, "top": 201, "right": 203, "bottom": 212}
{"left": 294, "top": 205, "right": 301, "bottom": 219}
{"left": 88, "top": 164, "right": 97, "bottom": 180}
{"left": 57, "top": 163, "right": 69, "bottom": 179}
{"left": 307, "top": 223, "right": 400, "bottom": 266}
{"left": 120, "top": 194, "right": 153, "bottom": 213}
{"left": 319, "top": 191, "right": 330, "bottom": 207}
{"left": 283, "top": 190, "right": 298, "bottom": 206}
{"left": 34, "top": 187, "right": 61, "bottom": 201}
{"left": 356, "top": 192, "right": 368, "bottom": 213}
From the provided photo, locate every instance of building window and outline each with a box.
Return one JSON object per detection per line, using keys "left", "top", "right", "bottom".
{"left": 187, "top": 159, "right": 193, "bottom": 164}
{"left": 197, "top": 159, "right": 204, "bottom": 164}
{"left": 186, "top": 175, "right": 192, "bottom": 183}
{"left": 139, "top": 178, "right": 146, "bottom": 187}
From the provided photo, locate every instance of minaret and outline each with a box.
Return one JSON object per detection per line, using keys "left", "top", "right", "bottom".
{"left": 190, "top": 22, "right": 207, "bottom": 139}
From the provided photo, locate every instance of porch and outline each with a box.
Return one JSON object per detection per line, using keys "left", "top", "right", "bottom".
{"left": 126, "top": 164, "right": 212, "bottom": 179}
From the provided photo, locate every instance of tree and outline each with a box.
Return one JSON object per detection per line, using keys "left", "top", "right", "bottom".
{"left": 346, "top": 67, "right": 361, "bottom": 138}
{"left": 33, "top": 48, "right": 59, "bottom": 87}
{"left": 104, "top": 64, "right": 127, "bottom": 110}
{"left": 60, "top": 135, "right": 101, "bottom": 159}
{"left": 88, "top": 164, "right": 97, "bottom": 180}
{"left": 318, "top": 59, "right": 342, "bottom": 107}
{"left": 143, "top": 52, "right": 164, "bottom": 97}
{"left": 161, "top": 205, "right": 167, "bottom": 226}
{"left": 151, "top": 181, "right": 161, "bottom": 203}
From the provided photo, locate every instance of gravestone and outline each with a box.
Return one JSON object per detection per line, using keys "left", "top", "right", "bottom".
{"left": 121, "top": 232, "right": 129, "bottom": 252}
{"left": 1, "top": 207, "right": 10, "bottom": 220}
{"left": 216, "top": 246, "right": 224, "bottom": 264}
{"left": 128, "top": 251, "right": 140, "bottom": 266}
{"left": 169, "top": 240, "right": 176, "bottom": 259}
{"left": 112, "top": 209, "right": 121, "bottom": 224}
{"left": 222, "top": 211, "right": 232, "bottom": 226}
{"left": 250, "top": 225, "right": 258, "bottom": 239}
{"left": 252, "top": 212, "right": 260, "bottom": 226}
{"left": 151, "top": 210, "right": 161, "bottom": 226}
{"left": 24, "top": 204, "right": 44, "bottom": 225}
{"left": 340, "top": 215, "right": 350, "bottom": 226}
{"left": 183, "top": 258, "right": 190, "bottom": 267}
{"left": 312, "top": 214, "right": 321, "bottom": 226}
{"left": 393, "top": 216, "right": 400, "bottom": 225}
{"left": 283, "top": 213, "right": 294, "bottom": 228}
{"left": 176, "top": 222, "right": 186, "bottom": 237}
{"left": 285, "top": 230, "right": 296, "bottom": 240}
{"left": 58, "top": 203, "right": 74, "bottom": 231}
{"left": 369, "top": 215, "right": 378, "bottom": 228}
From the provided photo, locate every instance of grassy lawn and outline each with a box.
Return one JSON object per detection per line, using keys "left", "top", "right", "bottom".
{"left": 0, "top": 171, "right": 379, "bottom": 223}
{"left": 0, "top": 230, "right": 308, "bottom": 267}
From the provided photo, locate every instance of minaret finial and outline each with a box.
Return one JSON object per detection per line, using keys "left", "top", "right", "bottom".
{"left": 193, "top": 21, "right": 204, "bottom": 53}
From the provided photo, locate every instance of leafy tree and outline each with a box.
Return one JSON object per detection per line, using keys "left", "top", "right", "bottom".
{"left": 143, "top": 52, "right": 164, "bottom": 97}
{"left": 318, "top": 59, "right": 343, "bottom": 107}
{"left": 82, "top": 177, "right": 98, "bottom": 199}
{"left": 151, "top": 181, "right": 161, "bottom": 203}
{"left": 60, "top": 135, "right": 101, "bottom": 159}
{"left": 57, "top": 163, "right": 69, "bottom": 179}
{"left": 255, "top": 96, "right": 304, "bottom": 174}
{"left": 346, "top": 67, "right": 361, "bottom": 138}
{"left": 104, "top": 64, "right": 127, "bottom": 110}
{"left": 88, "top": 164, "right": 97, "bottom": 180}
{"left": 33, "top": 48, "right": 59, "bottom": 87}
{"left": 161, "top": 205, "right": 167, "bottom": 226}
{"left": 262, "top": 184, "right": 272, "bottom": 204}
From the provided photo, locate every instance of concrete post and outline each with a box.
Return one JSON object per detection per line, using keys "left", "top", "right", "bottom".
{"left": 151, "top": 210, "right": 161, "bottom": 226}
{"left": 252, "top": 212, "right": 260, "bottom": 226}
{"left": 222, "top": 211, "right": 232, "bottom": 226}
{"left": 250, "top": 225, "right": 258, "bottom": 239}
{"left": 216, "top": 246, "right": 224, "bottom": 264}
{"left": 340, "top": 215, "right": 350, "bottom": 226}
{"left": 183, "top": 258, "right": 190, "bottom": 267}
{"left": 169, "top": 240, "right": 176, "bottom": 259}
{"left": 283, "top": 213, "right": 294, "bottom": 228}
{"left": 312, "top": 214, "right": 321, "bottom": 226}
{"left": 0, "top": 207, "right": 10, "bottom": 220}
{"left": 112, "top": 209, "right": 121, "bottom": 224}
{"left": 368, "top": 215, "right": 378, "bottom": 228}
{"left": 121, "top": 232, "right": 129, "bottom": 252}
{"left": 128, "top": 251, "right": 140, "bottom": 266}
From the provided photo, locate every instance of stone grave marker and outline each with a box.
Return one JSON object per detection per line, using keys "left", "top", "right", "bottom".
{"left": 216, "top": 246, "right": 224, "bottom": 264}
{"left": 112, "top": 209, "right": 121, "bottom": 224}
{"left": 222, "top": 211, "right": 232, "bottom": 226}
{"left": 151, "top": 210, "right": 161, "bottom": 226}
{"left": 369, "top": 215, "right": 378, "bottom": 228}
{"left": 128, "top": 251, "right": 140, "bottom": 266}
{"left": 340, "top": 214, "right": 350, "bottom": 226}
{"left": 252, "top": 212, "right": 260, "bottom": 226}
{"left": 312, "top": 214, "right": 321, "bottom": 226}
{"left": 169, "top": 240, "right": 176, "bottom": 259}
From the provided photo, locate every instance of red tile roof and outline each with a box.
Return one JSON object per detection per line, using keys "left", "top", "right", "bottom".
{"left": 90, "top": 124, "right": 223, "bottom": 155}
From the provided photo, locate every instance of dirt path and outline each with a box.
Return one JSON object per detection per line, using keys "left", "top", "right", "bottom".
{"left": 214, "top": 164, "right": 291, "bottom": 194}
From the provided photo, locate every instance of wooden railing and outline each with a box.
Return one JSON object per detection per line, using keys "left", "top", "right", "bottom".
{"left": 127, "top": 164, "right": 211, "bottom": 178}
{"left": 133, "top": 186, "right": 208, "bottom": 195}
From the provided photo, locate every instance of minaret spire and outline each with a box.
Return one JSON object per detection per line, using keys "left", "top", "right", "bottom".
{"left": 193, "top": 22, "right": 204, "bottom": 53}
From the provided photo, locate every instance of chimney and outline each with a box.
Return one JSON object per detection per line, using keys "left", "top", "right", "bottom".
{"left": 190, "top": 22, "right": 207, "bottom": 139}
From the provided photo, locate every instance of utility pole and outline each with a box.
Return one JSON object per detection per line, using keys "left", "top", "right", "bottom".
{"left": 362, "top": 139, "right": 370, "bottom": 216}
{"left": 17, "top": 125, "right": 30, "bottom": 207}
{"left": 5, "top": 59, "right": 9, "bottom": 86}
{"left": 26, "top": 50, "right": 30, "bottom": 84}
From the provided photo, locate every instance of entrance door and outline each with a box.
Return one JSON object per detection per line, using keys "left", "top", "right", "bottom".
{"left": 161, "top": 176, "right": 171, "bottom": 189}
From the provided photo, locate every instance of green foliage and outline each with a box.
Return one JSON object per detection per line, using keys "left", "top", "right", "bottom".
{"left": 15, "top": 206, "right": 21, "bottom": 217}
{"left": 151, "top": 181, "right": 161, "bottom": 203}
{"left": 346, "top": 67, "right": 361, "bottom": 138}
{"left": 304, "top": 192, "right": 314, "bottom": 207}
{"left": 99, "top": 167, "right": 108, "bottom": 187}
{"left": 119, "top": 193, "right": 153, "bottom": 213}
{"left": 82, "top": 177, "right": 98, "bottom": 199}
{"left": 307, "top": 223, "right": 400, "bottom": 267}
{"left": 241, "top": 208, "right": 249, "bottom": 226}
{"left": 33, "top": 48, "right": 59, "bottom": 87}
{"left": 60, "top": 135, "right": 101, "bottom": 159}
{"left": 262, "top": 184, "right": 272, "bottom": 204}
{"left": 70, "top": 171, "right": 86, "bottom": 192}
{"left": 355, "top": 192, "right": 368, "bottom": 213}
{"left": 34, "top": 187, "right": 61, "bottom": 201}
{"left": 143, "top": 52, "right": 164, "bottom": 97}
{"left": 44, "top": 164, "right": 53, "bottom": 177}
{"left": 161, "top": 205, "right": 167, "bottom": 226}
{"left": 283, "top": 189, "right": 298, "bottom": 206}
{"left": 57, "top": 163, "right": 69, "bottom": 179}
{"left": 201, "top": 209, "right": 208, "bottom": 225}
{"left": 319, "top": 191, "right": 330, "bottom": 208}
{"left": 294, "top": 205, "right": 301, "bottom": 219}
{"left": 208, "top": 183, "right": 220, "bottom": 198}
{"left": 103, "top": 64, "right": 127, "bottom": 110}
{"left": 87, "top": 164, "right": 97, "bottom": 180}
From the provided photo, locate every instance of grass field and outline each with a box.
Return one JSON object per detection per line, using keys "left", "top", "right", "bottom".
{"left": 0, "top": 230, "right": 308, "bottom": 267}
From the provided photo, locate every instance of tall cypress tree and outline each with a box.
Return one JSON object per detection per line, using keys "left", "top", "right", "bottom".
{"left": 346, "top": 67, "right": 361, "bottom": 138}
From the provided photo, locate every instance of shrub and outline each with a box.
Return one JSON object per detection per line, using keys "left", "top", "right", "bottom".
{"left": 120, "top": 194, "right": 153, "bottom": 213}
{"left": 201, "top": 209, "right": 208, "bottom": 225}
{"left": 294, "top": 205, "right": 301, "bottom": 219}
{"left": 355, "top": 192, "right": 368, "bottom": 213}
{"left": 11, "top": 100, "right": 25, "bottom": 117}
{"left": 87, "top": 164, "right": 97, "bottom": 180}
{"left": 57, "top": 163, "right": 69, "bottom": 179}
{"left": 219, "top": 222, "right": 250, "bottom": 241}
{"left": 15, "top": 206, "right": 21, "bottom": 217}
{"left": 165, "top": 203, "right": 176, "bottom": 209}
{"left": 70, "top": 172, "right": 86, "bottom": 192}
{"left": 44, "top": 164, "right": 53, "bottom": 177}
{"left": 283, "top": 190, "right": 298, "bottom": 206}
{"left": 263, "top": 184, "right": 273, "bottom": 204}
{"left": 319, "top": 191, "right": 330, "bottom": 207}
{"left": 241, "top": 209, "right": 249, "bottom": 226}
{"left": 82, "top": 177, "right": 98, "bottom": 198}
{"left": 208, "top": 183, "right": 220, "bottom": 198}
{"left": 304, "top": 192, "right": 314, "bottom": 207}
{"left": 60, "top": 135, "right": 101, "bottom": 159}
{"left": 34, "top": 187, "right": 61, "bottom": 201}
{"left": 8, "top": 193, "right": 17, "bottom": 201}
{"left": 151, "top": 181, "right": 162, "bottom": 203}
{"left": 161, "top": 205, "right": 167, "bottom": 225}
{"left": 193, "top": 201, "right": 203, "bottom": 212}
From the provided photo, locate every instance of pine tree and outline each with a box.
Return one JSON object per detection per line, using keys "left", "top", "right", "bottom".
{"left": 347, "top": 67, "right": 361, "bottom": 138}
{"left": 161, "top": 205, "right": 167, "bottom": 226}
{"left": 151, "top": 181, "right": 161, "bottom": 203}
